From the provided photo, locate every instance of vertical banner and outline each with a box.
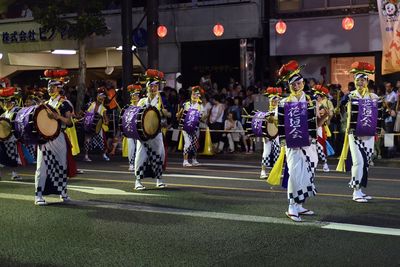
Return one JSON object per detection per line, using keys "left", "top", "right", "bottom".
{"left": 377, "top": 0, "right": 400, "bottom": 74}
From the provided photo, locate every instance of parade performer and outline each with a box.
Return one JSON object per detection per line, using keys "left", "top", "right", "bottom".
{"left": 177, "top": 85, "right": 205, "bottom": 167}
{"left": 0, "top": 87, "right": 23, "bottom": 180}
{"left": 83, "top": 88, "right": 110, "bottom": 162}
{"left": 267, "top": 60, "right": 323, "bottom": 222}
{"left": 313, "top": 84, "right": 332, "bottom": 172}
{"left": 124, "top": 83, "right": 142, "bottom": 171}
{"left": 134, "top": 69, "right": 168, "bottom": 190}
{"left": 260, "top": 87, "right": 282, "bottom": 179}
{"left": 22, "top": 93, "right": 40, "bottom": 164}
{"left": 34, "top": 78, "right": 73, "bottom": 205}
{"left": 336, "top": 62, "right": 382, "bottom": 203}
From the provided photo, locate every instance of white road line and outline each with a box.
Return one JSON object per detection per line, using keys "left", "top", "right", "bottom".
{"left": 78, "top": 169, "right": 400, "bottom": 183}
{"left": 321, "top": 223, "right": 400, "bottom": 236}
{"left": 0, "top": 181, "right": 163, "bottom": 196}
{"left": 1, "top": 192, "right": 399, "bottom": 236}
{"left": 80, "top": 169, "right": 262, "bottom": 182}
{"left": 166, "top": 161, "right": 400, "bottom": 170}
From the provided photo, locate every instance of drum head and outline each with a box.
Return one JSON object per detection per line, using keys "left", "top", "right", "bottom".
{"left": 142, "top": 107, "right": 161, "bottom": 139}
{"left": 266, "top": 122, "right": 278, "bottom": 139}
{"left": 35, "top": 106, "right": 60, "bottom": 140}
{"left": 0, "top": 118, "right": 12, "bottom": 141}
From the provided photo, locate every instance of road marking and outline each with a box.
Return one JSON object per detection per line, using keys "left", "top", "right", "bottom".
{"left": 321, "top": 223, "right": 400, "bottom": 236}
{"left": 7, "top": 175, "right": 400, "bottom": 201}
{"left": 1, "top": 192, "right": 399, "bottom": 236}
{"left": 82, "top": 168, "right": 400, "bottom": 183}
{"left": 0, "top": 181, "right": 163, "bottom": 197}
{"left": 166, "top": 161, "right": 400, "bottom": 171}
{"left": 68, "top": 185, "right": 163, "bottom": 196}
{"left": 0, "top": 193, "right": 60, "bottom": 202}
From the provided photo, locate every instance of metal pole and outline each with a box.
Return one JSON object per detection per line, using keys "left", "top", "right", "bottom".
{"left": 263, "top": 0, "right": 271, "bottom": 85}
{"left": 121, "top": 0, "right": 133, "bottom": 105}
{"left": 147, "top": 0, "right": 159, "bottom": 69}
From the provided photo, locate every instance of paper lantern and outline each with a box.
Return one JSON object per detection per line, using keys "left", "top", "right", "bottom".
{"left": 342, "top": 16, "right": 354, "bottom": 31}
{"left": 157, "top": 25, "right": 167, "bottom": 38}
{"left": 275, "top": 20, "right": 287, "bottom": 35}
{"left": 213, "top": 23, "right": 224, "bottom": 37}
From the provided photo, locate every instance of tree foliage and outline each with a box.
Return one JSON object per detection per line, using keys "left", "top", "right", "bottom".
{"left": 30, "top": 0, "right": 111, "bottom": 112}
{"left": 31, "top": 0, "right": 109, "bottom": 40}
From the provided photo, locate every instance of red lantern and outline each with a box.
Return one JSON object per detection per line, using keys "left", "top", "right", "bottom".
{"left": 157, "top": 25, "right": 168, "bottom": 38}
{"left": 342, "top": 16, "right": 354, "bottom": 31}
{"left": 275, "top": 20, "right": 287, "bottom": 35}
{"left": 213, "top": 23, "right": 224, "bottom": 37}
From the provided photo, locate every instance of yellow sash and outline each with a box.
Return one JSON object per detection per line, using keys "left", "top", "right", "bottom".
{"left": 266, "top": 146, "right": 286, "bottom": 186}
{"left": 122, "top": 137, "right": 129, "bottom": 157}
{"left": 65, "top": 119, "right": 80, "bottom": 156}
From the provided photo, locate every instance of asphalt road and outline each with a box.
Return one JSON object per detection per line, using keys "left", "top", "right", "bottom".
{"left": 3, "top": 152, "right": 400, "bottom": 228}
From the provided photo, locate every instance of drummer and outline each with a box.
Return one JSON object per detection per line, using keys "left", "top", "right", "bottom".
{"left": 34, "top": 79, "right": 74, "bottom": 205}
{"left": 336, "top": 62, "right": 381, "bottom": 203}
{"left": 83, "top": 87, "right": 110, "bottom": 162}
{"left": 134, "top": 69, "right": 169, "bottom": 190}
{"left": 260, "top": 87, "right": 282, "bottom": 179}
{"left": 22, "top": 93, "right": 40, "bottom": 164}
{"left": 177, "top": 85, "right": 205, "bottom": 167}
{"left": 124, "top": 83, "right": 142, "bottom": 171}
{"left": 0, "top": 87, "right": 23, "bottom": 181}
{"left": 313, "top": 84, "right": 332, "bottom": 172}
{"left": 267, "top": 60, "right": 320, "bottom": 222}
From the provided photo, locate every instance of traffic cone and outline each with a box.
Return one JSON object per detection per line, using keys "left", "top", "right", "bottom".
{"left": 200, "top": 127, "right": 214, "bottom": 156}
{"left": 178, "top": 131, "right": 183, "bottom": 151}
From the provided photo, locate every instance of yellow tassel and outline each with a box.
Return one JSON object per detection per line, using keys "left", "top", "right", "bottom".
{"left": 65, "top": 120, "right": 80, "bottom": 156}
{"left": 162, "top": 127, "right": 167, "bottom": 136}
{"left": 336, "top": 132, "right": 349, "bottom": 172}
{"left": 102, "top": 124, "right": 109, "bottom": 132}
{"left": 178, "top": 131, "right": 183, "bottom": 151}
{"left": 122, "top": 137, "right": 128, "bottom": 157}
{"left": 267, "top": 146, "right": 286, "bottom": 186}
{"left": 324, "top": 124, "right": 332, "bottom": 137}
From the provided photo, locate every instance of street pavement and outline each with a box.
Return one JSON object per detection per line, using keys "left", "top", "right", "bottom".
{"left": 2, "top": 151, "right": 400, "bottom": 229}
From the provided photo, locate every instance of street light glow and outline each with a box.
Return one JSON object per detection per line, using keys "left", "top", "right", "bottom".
{"left": 51, "top": 49, "right": 77, "bottom": 55}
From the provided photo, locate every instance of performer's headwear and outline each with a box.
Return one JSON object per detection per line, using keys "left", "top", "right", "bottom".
{"left": 263, "top": 87, "right": 282, "bottom": 100}
{"left": 350, "top": 62, "right": 375, "bottom": 80}
{"left": 191, "top": 85, "right": 205, "bottom": 96}
{"left": 0, "top": 87, "right": 19, "bottom": 102}
{"left": 97, "top": 86, "right": 107, "bottom": 98}
{"left": 127, "top": 83, "right": 142, "bottom": 95}
{"left": 48, "top": 79, "right": 64, "bottom": 89}
{"left": 277, "top": 60, "right": 305, "bottom": 85}
{"left": 0, "top": 77, "right": 11, "bottom": 88}
{"left": 312, "top": 84, "right": 329, "bottom": 97}
{"left": 45, "top": 69, "right": 69, "bottom": 89}
{"left": 145, "top": 69, "right": 164, "bottom": 87}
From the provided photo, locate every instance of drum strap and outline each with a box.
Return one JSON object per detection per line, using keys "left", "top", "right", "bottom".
{"left": 184, "top": 101, "right": 201, "bottom": 111}
{"left": 46, "top": 98, "right": 62, "bottom": 114}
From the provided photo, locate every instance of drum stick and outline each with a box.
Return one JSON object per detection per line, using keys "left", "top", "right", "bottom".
{"left": 42, "top": 104, "right": 58, "bottom": 120}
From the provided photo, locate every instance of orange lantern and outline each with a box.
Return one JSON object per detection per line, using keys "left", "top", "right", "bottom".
{"left": 275, "top": 20, "right": 287, "bottom": 35}
{"left": 157, "top": 25, "right": 168, "bottom": 38}
{"left": 342, "top": 16, "right": 354, "bottom": 31}
{"left": 213, "top": 23, "right": 224, "bottom": 37}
